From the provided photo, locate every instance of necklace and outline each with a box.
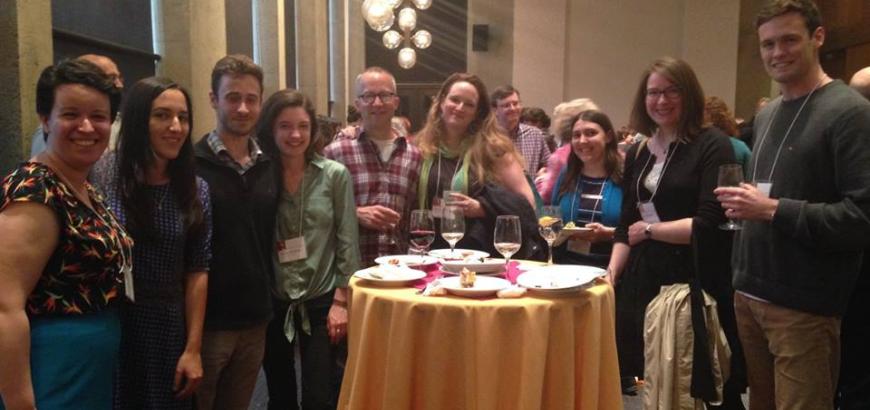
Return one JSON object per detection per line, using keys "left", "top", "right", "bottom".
{"left": 155, "top": 185, "right": 170, "bottom": 211}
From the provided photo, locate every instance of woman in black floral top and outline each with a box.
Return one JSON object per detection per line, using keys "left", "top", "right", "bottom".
{"left": 0, "top": 59, "right": 131, "bottom": 410}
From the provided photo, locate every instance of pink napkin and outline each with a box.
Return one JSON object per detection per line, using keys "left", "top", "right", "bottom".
{"left": 413, "top": 261, "right": 524, "bottom": 289}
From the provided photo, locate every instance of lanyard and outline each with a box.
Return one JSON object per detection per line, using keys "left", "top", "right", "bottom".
{"left": 435, "top": 150, "right": 464, "bottom": 197}
{"left": 751, "top": 82, "right": 821, "bottom": 183}
{"left": 569, "top": 176, "right": 606, "bottom": 223}
{"left": 635, "top": 136, "right": 679, "bottom": 202}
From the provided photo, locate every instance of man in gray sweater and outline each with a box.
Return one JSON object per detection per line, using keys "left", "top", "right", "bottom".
{"left": 716, "top": 1, "right": 870, "bottom": 409}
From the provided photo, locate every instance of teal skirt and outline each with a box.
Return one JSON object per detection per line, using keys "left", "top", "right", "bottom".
{"left": 0, "top": 309, "right": 120, "bottom": 410}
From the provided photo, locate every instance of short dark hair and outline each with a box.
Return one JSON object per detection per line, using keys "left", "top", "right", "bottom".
{"left": 256, "top": 89, "right": 321, "bottom": 162}
{"left": 756, "top": 0, "right": 822, "bottom": 34}
{"left": 490, "top": 85, "right": 519, "bottom": 107}
{"left": 36, "top": 58, "right": 122, "bottom": 120}
{"left": 628, "top": 57, "right": 706, "bottom": 142}
{"left": 210, "top": 54, "right": 264, "bottom": 96}
{"left": 520, "top": 107, "right": 550, "bottom": 129}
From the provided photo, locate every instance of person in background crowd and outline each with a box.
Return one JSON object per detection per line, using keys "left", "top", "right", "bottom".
{"left": 550, "top": 110, "right": 623, "bottom": 268}
{"left": 716, "top": 1, "right": 870, "bottom": 408}
{"left": 704, "top": 96, "right": 752, "bottom": 174}
{"left": 416, "top": 73, "right": 542, "bottom": 258}
{"left": 491, "top": 85, "right": 551, "bottom": 176}
{"left": 193, "top": 55, "right": 277, "bottom": 410}
{"left": 325, "top": 67, "right": 422, "bottom": 266}
{"left": 30, "top": 54, "right": 125, "bottom": 157}
{"left": 607, "top": 57, "right": 742, "bottom": 405}
{"left": 737, "top": 96, "right": 770, "bottom": 148}
{"left": 259, "top": 89, "right": 360, "bottom": 410}
{"left": 0, "top": 59, "right": 130, "bottom": 409}
{"left": 92, "top": 77, "right": 212, "bottom": 409}
{"left": 838, "top": 65, "right": 870, "bottom": 410}
{"left": 520, "top": 107, "right": 555, "bottom": 152}
{"left": 535, "top": 98, "right": 600, "bottom": 204}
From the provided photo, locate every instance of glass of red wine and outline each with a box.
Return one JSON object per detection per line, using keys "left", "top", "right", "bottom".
{"left": 409, "top": 209, "right": 436, "bottom": 255}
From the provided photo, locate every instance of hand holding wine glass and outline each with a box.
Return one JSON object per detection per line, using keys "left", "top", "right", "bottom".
{"left": 441, "top": 205, "right": 465, "bottom": 257}
{"left": 538, "top": 206, "right": 563, "bottom": 265}
{"left": 409, "top": 210, "right": 435, "bottom": 255}
{"left": 718, "top": 164, "right": 744, "bottom": 231}
{"left": 494, "top": 215, "right": 522, "bottom": 272}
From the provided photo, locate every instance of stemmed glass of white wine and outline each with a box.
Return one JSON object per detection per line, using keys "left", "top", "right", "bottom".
{"left": 494, "top": 215, "right": 522, "bottom": 272}
{"left": 718, "top": 164, "right": 744, "bottom": 231}
{"left": 441, "top": 205, "right": 465, "bottom": 257}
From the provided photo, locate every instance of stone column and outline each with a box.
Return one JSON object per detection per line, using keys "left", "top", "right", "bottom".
{"left": 295, "top": 0, "right": 330, "bottom": 115}
{"left": 153, "top": 0, "right": 227, "bottom": 141}
{"left": 254, "top": 0, "right": 286, "bottom": 98}
{"left": 0, "top": 0, "right": 53, "bottom": 173}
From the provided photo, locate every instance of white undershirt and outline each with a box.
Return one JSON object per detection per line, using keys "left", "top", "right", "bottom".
{"left": 371, "top": 138, "right": 396, "bottom": 163}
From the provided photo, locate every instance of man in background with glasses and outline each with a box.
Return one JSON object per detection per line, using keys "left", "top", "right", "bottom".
{"left": 324, "top": 67, "right": 422, "bottom": 266}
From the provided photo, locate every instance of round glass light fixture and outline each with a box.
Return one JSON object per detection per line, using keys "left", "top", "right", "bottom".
{"left": 398, "top": 47, "right": 417, "bottom": 69}
{"left": 382, "top": 30, "right": 402, "bottom": 49}
{"left": 384, "top": 0, "right": 402, "bottom": 9}
{"left": 412, "top": 0, "right": 433, "bottom": 9}
{"left": 412, "top": 30, "right": 432, "bottom": 49}
{"left": 397, "top": 7, "right": 417, "bottom": 32}
{"left": 362, "top": 0, "right": 396, "bottom": 32}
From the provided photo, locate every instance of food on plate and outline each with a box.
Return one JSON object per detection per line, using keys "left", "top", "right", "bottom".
{"left": 564, "top": 221, "right": 577, "bottom": 229}
{"left": 459, "top": 267, "right": 476, "bottom": 288}
{"left": 387, "top": 258, "right": 401, "bottom": 266}
{"left": 539, "top": 216, "right": 560, "bottom": 227}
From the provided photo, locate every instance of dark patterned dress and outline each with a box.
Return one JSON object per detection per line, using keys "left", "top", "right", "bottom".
{"left": 0, "top": 162, "right": 133, "bottom": 409}
{"left": 93, "top": 159, "right": 212, "bottom": 410}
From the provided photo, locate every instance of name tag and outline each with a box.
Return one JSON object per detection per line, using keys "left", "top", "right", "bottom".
{"left": 277, "top": 236, "right": 307, "bottom": 263}
{"left": 123, "top": 265, "right": 135, "bottom": 302}
{"left": 757, "top": 182, "right": 772, "bottom": 198}
{"left": 638, "top": 201, "right": 661, "bottom": 224}
{"left": 567, "top": 239, "right": 592, "bottom": 255}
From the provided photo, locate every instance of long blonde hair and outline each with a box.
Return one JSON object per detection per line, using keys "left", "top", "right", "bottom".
{"left": 416, "top": 73, "right": 523, "bottom": 186}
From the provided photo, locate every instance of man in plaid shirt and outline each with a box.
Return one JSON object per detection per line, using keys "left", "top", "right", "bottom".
{"left": 491, "top": 85, "right": 551, "bottom": 175}
{"left": 324, "top": 67, "right": 422, "bottom": 266}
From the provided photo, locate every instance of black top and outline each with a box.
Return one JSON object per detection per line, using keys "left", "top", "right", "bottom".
{"left": 734, "top": 80, "right": 870, "bottom": 316}
{"left": 194, "top": 137, "right": 278, "bottom": 330}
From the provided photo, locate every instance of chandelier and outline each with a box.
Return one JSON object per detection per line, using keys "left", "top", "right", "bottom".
{"left": 362, "top": 0, "right": 433, "bottom": 69}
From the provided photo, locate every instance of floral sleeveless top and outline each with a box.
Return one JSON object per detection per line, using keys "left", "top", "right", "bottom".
{"left": 0, "top": 162, "right": 134, "bottom": 316}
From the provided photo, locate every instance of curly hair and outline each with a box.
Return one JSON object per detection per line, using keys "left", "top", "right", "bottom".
{"left": 704, "top": 96, "right": 738, "bottom": 137}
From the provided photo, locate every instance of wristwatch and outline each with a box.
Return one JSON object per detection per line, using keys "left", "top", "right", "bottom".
{"left": 644, "top": 223, "right": 654, "bottom": 239}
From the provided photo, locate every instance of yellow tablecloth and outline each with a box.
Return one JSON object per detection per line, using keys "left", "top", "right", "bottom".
{"left": 338, "top": 276, "right": 622, "bottom": 410}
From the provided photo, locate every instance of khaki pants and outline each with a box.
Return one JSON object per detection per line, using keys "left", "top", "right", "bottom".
{"left": 196, "top": 324, "right": 268, "bottom": 410}
{"left": 734, "top": 292, "right": 840, "bottom": 410}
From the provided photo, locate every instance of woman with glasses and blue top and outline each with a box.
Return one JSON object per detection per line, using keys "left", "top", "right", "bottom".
{"left": 550, "top": 110, "right": 623, "bottom": 268}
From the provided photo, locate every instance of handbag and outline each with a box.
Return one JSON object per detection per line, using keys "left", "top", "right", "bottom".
{"left": 642, "top": 227, "right": 731, "bottom": 410}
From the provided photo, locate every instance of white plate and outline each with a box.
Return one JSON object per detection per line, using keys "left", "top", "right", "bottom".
{"left": 554, "top": 226, "right": 594, "bottom": 246}
{"left": 354, "top": 266, "right": 426, "bottom": 286}
{"left": 374, "top": 255, "right": 439, "bottom": 268}
{"left": 517, "top": 265, "right": 604, "bottom": 292}
{"left": 428, "top": 249, "right": 490, "bottom": 261}
{"left": 440, "top": 258, "right": 507, "bottom": 274}
{"left": 440, "top": 276, "right": 511, "bottom": 297}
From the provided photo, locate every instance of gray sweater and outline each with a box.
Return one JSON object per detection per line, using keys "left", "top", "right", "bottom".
{"left": 733, "top": 80, "right": 870, "bottom": 316}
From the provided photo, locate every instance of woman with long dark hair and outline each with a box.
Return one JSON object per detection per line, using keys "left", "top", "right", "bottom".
{"left": 257, "top": 89, "right": 360, "bottom": 409}
{"left": 550, "top": 110, "right": 623, "bottom": 268}
{"left": 93, "top": 77, "right": 212, "bottom": 409}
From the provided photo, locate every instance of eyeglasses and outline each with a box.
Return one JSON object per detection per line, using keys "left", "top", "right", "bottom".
{"left": 358, "top": 92, "right": 397, "bottom": 104}
{"left": 646, "top": 86, "right": 681, "bottom": 101}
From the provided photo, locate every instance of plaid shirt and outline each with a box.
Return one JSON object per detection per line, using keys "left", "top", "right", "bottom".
{"left": 511, "top": 123, "right": 551, "bottom": 174}
{"left": 324, "top": 126, "right": 422, "bottom": 266}
{"left": 206, "top": 130, "right": 265, "bottom": 175}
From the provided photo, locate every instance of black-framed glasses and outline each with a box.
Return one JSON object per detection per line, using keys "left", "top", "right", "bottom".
{"left": 646, "top": 86, "right": 681, "bottom": 100}
{"left": 358, "top": 92, "right": 397, "bottom": 104}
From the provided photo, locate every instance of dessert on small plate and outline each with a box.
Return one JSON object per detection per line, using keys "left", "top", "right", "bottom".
{"left": 517, "top": 265, "right": 604, "bottom": 293}
{"left": 354, "top": 265, "right": 426, "bottom": 286}
{"left": 428, "top": 248, "right": 489, "bottom": 261}
{"left": 439, "top": 275, "right": 511, "bottom": 297}
{"left": 374, "top": 254, "right": 439, "bottom": 268}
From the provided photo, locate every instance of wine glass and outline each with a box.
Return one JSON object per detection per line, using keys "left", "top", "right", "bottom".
{"left": 718, "top": 163, "right": 744, "bottom": 231}
{"left": 409, "top": 209, "right": 436, "bottom": 256}
{"left": 538, "top": 206, "right": 563, "bottom": 265}
{"left": 494, "top": 215, "right": 522, "bottom": 272}
{"left": 441, "top": 205, "right": 465, "bottom": 257}
{"left": 377, "top": 194, "right": 400, "bottom": 256}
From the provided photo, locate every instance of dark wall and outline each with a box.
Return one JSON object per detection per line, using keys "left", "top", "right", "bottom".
{"left": 365, "top": 0, "right": 468, "bottom": 84}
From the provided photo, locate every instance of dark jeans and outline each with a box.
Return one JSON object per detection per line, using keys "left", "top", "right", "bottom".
{"left": 263, "top": 291, "right": 346, "bottom": 410}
